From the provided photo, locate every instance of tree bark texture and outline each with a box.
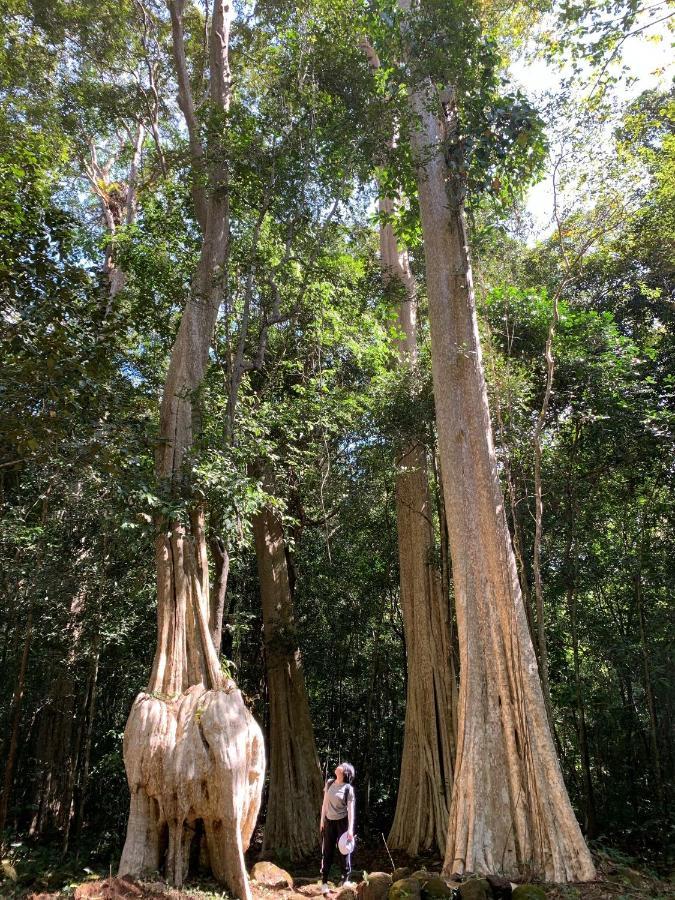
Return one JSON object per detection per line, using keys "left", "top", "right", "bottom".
{"left": 253, "top": 498, "right": 323, "bottom": 860}
{"left": 397, "top": 9, "right": 595, "bottom": 879}
{"left": 119, "top": 514, "right": 265, "bottom": 895}
{"left": 120, "top": 4, "right": 265, "bottom": 895}
{"left": 378, "top": 196, "right": 457, "bottom": 855}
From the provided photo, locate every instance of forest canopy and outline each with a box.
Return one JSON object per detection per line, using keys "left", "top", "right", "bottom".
{"left": 0, "top": 0, "right": 672, "bottom": 896}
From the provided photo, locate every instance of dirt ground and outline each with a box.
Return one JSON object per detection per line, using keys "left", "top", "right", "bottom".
{"left": 6, "top": 849, "right": 672, "bottom": 900}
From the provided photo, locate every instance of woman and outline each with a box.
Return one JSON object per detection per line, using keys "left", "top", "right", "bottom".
{"left": 320, "top": 762, "right": 355, "bottom": 892}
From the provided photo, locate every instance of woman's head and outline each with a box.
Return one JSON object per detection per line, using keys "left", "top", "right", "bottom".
{"left": 336, "top": 762, "right": 355, "bottom": 784}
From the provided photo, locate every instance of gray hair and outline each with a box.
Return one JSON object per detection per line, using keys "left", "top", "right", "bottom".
{"left": 341, "top": 762, "right": 355, "bottom": 784}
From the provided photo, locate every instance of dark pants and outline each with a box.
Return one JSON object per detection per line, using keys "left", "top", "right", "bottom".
{"left": 321, "top": 816, "right": 351, "bottom": 883}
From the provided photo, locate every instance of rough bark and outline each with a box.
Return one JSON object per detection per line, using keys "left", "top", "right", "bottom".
{"left": 119, "top": 515, "right": 265, "bottom": 894}
{"left": 253, "top": 496, "right": 323, "bottom": 860}
{"left": 397, "top": 4, "right": 595, "bottom": 880}
{"left": 378, "top": 194, "right": 457, "bottom": 855}
{"left": 119, "top": 3, "right": 265, "bottom": 895}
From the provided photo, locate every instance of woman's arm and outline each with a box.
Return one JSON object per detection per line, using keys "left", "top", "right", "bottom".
{"left": 347, "top": 788, "right": 355, "bottom": 837}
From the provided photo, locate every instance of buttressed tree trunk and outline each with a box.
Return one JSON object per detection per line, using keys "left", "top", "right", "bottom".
{"left": 118, "top": 3, "right": 265, "bottom": 895}
{"left": 397, "top": 0, "right": 595, "bottom": 882}
{"left": 378, "top": 195, "right": 457, "bottom": 854}
{"left": 253, "top": 491, "right": 323, "bottom": 859}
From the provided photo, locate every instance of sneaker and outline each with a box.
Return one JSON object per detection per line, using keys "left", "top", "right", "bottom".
{"left": 342, "top": 881, "right": 355, "bottom": 889}
{"left": 321, "top": 884, "right": 330, "bottom": 895}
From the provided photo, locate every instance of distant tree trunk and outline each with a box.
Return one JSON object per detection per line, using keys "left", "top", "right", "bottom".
{"left": 30, "top": 589, "right": 87, "bottom": 841}
{"left": 376, "top": 191, "right": 457, "bottom": 854}
{"left": 562, "top": 425, "right": 597, "bottom": 837}
{"left": 253, "top": 492, "right": 323, "bottom": 860}
{"left": 397, "top": 2, "right": 595, "bottom": 879}
{"left": 73, "top": 638, "right": 100, "bottom": 854}
{"left": 118, "top": 3, "right": 265, "bottom": 895}
{"left": 634, "top": 537, "right": 665, "bottom": 813}
{"left": 0, "top": 602, "right": 33, "bottom": 836}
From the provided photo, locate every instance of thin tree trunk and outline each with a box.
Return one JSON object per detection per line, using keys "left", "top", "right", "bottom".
{"left": 30, "top": 588, "right": 87, "bottom": 840}
{"left": 562, "top": 425, "right": 597, "bottom": 837}
{"left": 119, "top": 4, "right": 265, "bottom": 895}
{"left": 531, "top": 293, "right": 559, "bottom": 728}
{"left": 634, "top": 547, "right": 664, "bottom": 812}
{"left": 253, "top": 493, "right": 323, "bottom": 860}
{"left": 0, "top": 602, "right": 33, "bottom": 836}
{"left": 567, "top": 582, "right": 597, "bottom": 838}
{"left": 73, "top": 638, "right": 100, "bottom": 855}
{"left": 397, "top": 4, "right": 595, "bottom": 879}
{"left": 210, "top": 536, "right": 230, "bottom": 655}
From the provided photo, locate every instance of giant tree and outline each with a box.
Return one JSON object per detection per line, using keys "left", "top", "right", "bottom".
{"left": 117, "top": 1, "right": 265, "bottom": 894}
{"left": 375, "top": 0, "right": 597, "bottom": 880}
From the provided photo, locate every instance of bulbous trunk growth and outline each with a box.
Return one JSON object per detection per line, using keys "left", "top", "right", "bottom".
{"left": 378, "top": 195, "right": 457, "bottom": 855}
{"left": 397, "top": 3, "right": 596, "bottom": 880}
{"left": 119, "top": 518, "right": 265, "bottom": 895}
{"left": 253, "top": 499, "right": 323, "bottom": 860}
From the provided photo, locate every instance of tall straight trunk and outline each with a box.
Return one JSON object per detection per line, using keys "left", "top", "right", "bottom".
{"left": 397, "top": 3, "right": 595, "bottom": 880}
{"left": 253, "top": 495, "right": 323, "bottom": 860}
{"left": 377, "top": 193, "right": 457, "bottom": 854}
{"left": 119, "top": 3, "right": 265, "bottom": 895}
{"left": 0, "top": 602, "right": 33, "bottom": 836}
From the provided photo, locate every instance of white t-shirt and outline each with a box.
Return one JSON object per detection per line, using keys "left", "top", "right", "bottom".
{"left": 325, "top": 779, "right": 354, "bottom": 821}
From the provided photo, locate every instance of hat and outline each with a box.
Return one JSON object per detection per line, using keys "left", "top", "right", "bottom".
{"left": 338, "top": 832, "right": 355, "bottom": 855}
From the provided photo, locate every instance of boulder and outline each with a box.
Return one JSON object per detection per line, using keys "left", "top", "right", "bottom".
{"left": 337, "top": 885, "right": 359, "bottom": 900}
{"left": 422, "top": 877, "right": 453, "bottom": 899}
{"left": 362, "top": 873, "right": 393, "bottom": 900}
{"left": 389, "top": 878, "right": 422, "bottom": 900}
{"left": 458, "top": 878, "right": 491, "bottom": 900}
{"left": 485, "top": 876, "right": 512, "bottom": 900}
{"left": 511, "top": 886, "right": 546, "bottom": 900}
{"left": 392, "top": 869, "right": 411, "bottom": 883}
{"left": 251, "top": 861, "right": 294, "bottom": 889}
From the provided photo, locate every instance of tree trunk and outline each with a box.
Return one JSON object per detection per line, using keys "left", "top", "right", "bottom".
{"left": 253, "top": 496, "right": 323, "bottom": 860}
{"left": 634, "top": 547, "right": 665, "bottom": 813}
{"left": 119, "top": 513, "right": 265, "bottom": 894}
{"left": 397, "top": 10, "right": 595, "bottom": 879}
{"left": 377, "top": 193, "right": 457, "bottom": 855}
{"left": 30, "top": 589, "right": 87, "bottom": 840}
{"left": 119, "top": 3, "right": 265, "bottom": 895}
{"left": 0, "top": 602, "right": 33, "bottom": 836}
{"left": 73, "top": 638, "right": 100, "bottom": 854}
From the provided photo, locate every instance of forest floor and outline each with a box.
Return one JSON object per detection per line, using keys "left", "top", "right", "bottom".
{"left": 1, "top": 844, "right": 672, "bottom": 900}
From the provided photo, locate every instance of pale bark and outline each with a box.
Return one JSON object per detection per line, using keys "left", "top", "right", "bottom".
{"left": 397, "top": 2, "right": 595, "bottom": 880}
{"left": 119, "top": 3, "right": 265, "bottom": 895}
{"left": 253, "top": 496, "right": 323, "bottom": 860}
{"left": 377, "top": 195, "right": 457, "bottom": 854}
